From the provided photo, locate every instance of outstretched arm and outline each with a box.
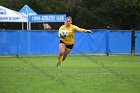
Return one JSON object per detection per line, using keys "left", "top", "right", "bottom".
{"left": 74, "top": 25, "right": 92, "bottom": 33}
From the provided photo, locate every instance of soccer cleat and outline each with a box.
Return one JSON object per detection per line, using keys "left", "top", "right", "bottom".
{"left": 56, "top": 63, "right": 61, "bottom": 68}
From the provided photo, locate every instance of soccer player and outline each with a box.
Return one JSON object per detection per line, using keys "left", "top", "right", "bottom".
{"left": 57, "top": 16, "right": 92, "bottom": 68}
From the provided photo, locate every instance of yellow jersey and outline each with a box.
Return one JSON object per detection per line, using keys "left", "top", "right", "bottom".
{"left": 58, "top": 24, "right": 85, "bottom": 45}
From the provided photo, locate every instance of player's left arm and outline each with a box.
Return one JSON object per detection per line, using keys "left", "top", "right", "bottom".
{"left": 74, "top": 25, "right": 92, "bottom": 33}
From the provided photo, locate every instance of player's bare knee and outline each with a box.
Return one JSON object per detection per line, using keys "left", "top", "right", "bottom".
{"left": 59, "top": 51, "right": 65, "bottom": 55}
{"left": 62, "top": 58, "right": 66, "bottom": 61}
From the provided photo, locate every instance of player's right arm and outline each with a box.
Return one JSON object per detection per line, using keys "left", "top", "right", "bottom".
{"left": 58, "top": 26, "right": 63, "bottom": 37}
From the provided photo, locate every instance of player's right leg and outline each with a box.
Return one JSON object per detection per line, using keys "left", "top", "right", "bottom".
{"left": 63, "top": 44, "right": 73, "bottom": 61}
{"left": 57, "top": 43, "right": 66, "bottom": 68}
{"left": 63, "top": 48, "right": 71, "bottom": 61}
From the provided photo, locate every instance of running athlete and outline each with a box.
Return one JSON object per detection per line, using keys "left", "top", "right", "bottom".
{"left": 57, "top": 16, "right": 92, "bottom": 68}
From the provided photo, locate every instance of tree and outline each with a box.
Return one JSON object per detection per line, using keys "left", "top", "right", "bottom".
{"left": 0, "top": 0, "right": 140, "bottom": 30}
{"left": 105, "top": 0, "right": 140, "bottom": 29}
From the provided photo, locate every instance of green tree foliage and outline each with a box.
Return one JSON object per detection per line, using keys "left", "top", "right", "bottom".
{"left": 107, "top": 0, "right": 140, "bottom": 29}
{"left": 0, "top": 0, "right": 140, "bottom": 30}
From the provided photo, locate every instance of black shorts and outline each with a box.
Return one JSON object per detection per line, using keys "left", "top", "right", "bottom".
{"left": 60, "top": 40, "right": 74, "bottom": 49}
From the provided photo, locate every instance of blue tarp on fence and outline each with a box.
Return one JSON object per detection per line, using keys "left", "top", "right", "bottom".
{"left": 108, "top": 30, "right": 132, "bottom": 54}
{"left": 71, "top": 30, "right": 107, "bottom": 54}
{"left": 0, "top": 30, "right": 132, "bottom": 55}
{"left": 0, "top": 31, "right": 18, "bottom": 54}
{"left": 18, "top": 31, "right": 59, "bottom": 54}
{"left": 135, "top": 31, "right": 140, "bottom": 54}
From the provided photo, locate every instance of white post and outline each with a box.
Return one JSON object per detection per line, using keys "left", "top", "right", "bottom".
{"left": 22, "top": 22, "right": 24, "bottom": 30}
{"left": 27, "top": 22, "right": 28, "bottom": 30}
{"left": 29, "top": 22, "right": 31, "bottom": 30}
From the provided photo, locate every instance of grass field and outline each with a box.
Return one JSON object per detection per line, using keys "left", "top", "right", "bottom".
{"left": 0, "top": 55, "right": 140, "bottom": 93}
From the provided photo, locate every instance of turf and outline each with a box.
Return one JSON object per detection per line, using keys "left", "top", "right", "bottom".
{"left": 0, "top": 55, "right": 140, "bottom": 93}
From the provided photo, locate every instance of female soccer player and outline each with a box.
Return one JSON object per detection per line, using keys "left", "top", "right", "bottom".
{"left": 57, "top": 16, "right": 92, "bottom": 68}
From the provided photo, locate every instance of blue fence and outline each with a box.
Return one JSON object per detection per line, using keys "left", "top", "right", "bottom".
{"left": 108, "top": 30, "right": 132, "bottom": 54}
{"left": 18, "top": 31, "right": 59, "bottom": 54}
{"left": 135, "top": 31, "right": 140, "bottom": 54}
{"left": 0, "top": 31, "right": 18, "bottom": 54}
{"left": 0, "top": 30, "right": 134, "bottom": 55}
{"left": 71, "top": 30, "right": 107, "bottom": 54}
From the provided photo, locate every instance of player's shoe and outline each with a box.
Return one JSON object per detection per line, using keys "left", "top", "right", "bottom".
{"left": 56, "top": 63, "right": 61, "bottom": 69}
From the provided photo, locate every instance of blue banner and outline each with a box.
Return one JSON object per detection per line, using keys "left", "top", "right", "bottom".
{"left": 108, "top": 30, "right": 132, "bottom": 54}
{"left": 29, "top": 14, "right": 66, "bottom": 22}
{"left": 18, "top": 31, "right": 107, "bottom": 54}
{"left": 18, "top": 31, "right": 59, "bottom": 54}
{"left": 135, "top": 31, "right": 140, "bottom": 54}
{"left": 71, "top": 30, "right": 107, "bottom": 54}
{"left": 0, "top": 30, "right": 133, "bottom": 55}
{"left": 0, "top": 31, "right": 18, "bottom": 54}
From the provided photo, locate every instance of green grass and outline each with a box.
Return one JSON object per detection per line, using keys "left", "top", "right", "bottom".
{"left": 0, "top": 55, "right": 140, "bottom": 93}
